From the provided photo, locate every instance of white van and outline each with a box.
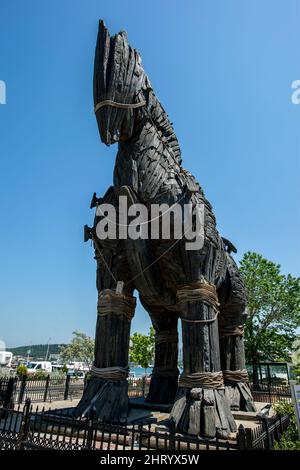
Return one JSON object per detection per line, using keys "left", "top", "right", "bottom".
{"left": 0, "top": 351, "right": 13, "bottom": 368}
{"left": 26, "top": 361, "right": 52, "bottom": 374}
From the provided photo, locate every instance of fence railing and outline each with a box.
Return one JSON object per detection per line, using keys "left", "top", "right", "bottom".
{"left": 249, "top": 383, "right": 291, "bottom": 403}
{"left": 0, "top": 400, "right": 237, "bottom": 451}
{"left": 238, "top": 414, "right": 290, "bottom": 450}
{"left": 0, "top": 375, "right": 148, "bottom": 406}
{"left": 0, "top": 399, "right": 290, "bottom": 451}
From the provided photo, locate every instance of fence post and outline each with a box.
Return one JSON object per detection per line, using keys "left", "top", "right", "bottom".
{"left": 18, "top": 375, "right": 27, "bottom": 404}
{"left": 64, "top": 374, "right": 70, "bottom": 400}
{"left": 43, "top": 375, "right": 50, "bottom": 402}
{"left": 85, "top": 418, "right": 94, "bottom": 449}
{"left": 18, "top": 398, "right": 31, "bottom": 450}
{"left": 237, "top": 424, "right": 246, "bottom": 450}
{"left": 262, "top": 415, "right": 272, "bottom": 450}
{"left": 4, "top": 377, "right": 17, "bottom": 409}
{"left": 168, "top": 418, "right": 176, "bottom": 451}
{"left": 279, "top": 414, "right": 283, "bottom": 434}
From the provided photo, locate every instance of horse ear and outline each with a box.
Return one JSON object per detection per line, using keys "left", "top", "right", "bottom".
{"left": 94, "top": 20, "right": 110, "bottom": 103}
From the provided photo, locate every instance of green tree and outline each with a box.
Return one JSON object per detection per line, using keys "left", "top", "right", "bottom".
{"left": 239, "top": 252, "right": 300, "bottom": 374}
{"left": 129, "top": 327, "right": 155, "bottom": 374}
{"left": 59, "top": 331, "right": 94, "bottom": 371}
{"left": 291, "top": 337, "right": 300, "bottom": 380}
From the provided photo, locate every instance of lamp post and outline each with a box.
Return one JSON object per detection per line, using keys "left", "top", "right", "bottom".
{"left": 45, "top": 337, "right": 52, "bottom": 361}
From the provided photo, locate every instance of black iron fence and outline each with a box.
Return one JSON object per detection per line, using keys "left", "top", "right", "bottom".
{"left": 0, "top": 399, "right": 290, "bottom": 451}
{"left": 249, "top": 383, "right": 291, "bottom": 403}
{"left": 238, "top": 414, "right": 290, "bottom": 450}
{"left": 0, "top": 376, "right": 292, "bottom": 409}
{"left": 0, "top": 375, "right": 148, "bottom": 406}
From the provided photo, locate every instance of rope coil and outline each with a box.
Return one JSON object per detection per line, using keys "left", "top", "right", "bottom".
{"left": 179, "top": 371, "right": 224, "bottom": 389}
{"left": 91, "top": 365, "right": 129, "bottom": 381}
{"left": 223, "top": 369, "right": 249, "bottom": 384}
{"left": 98, "top": 289, "right": 136, "bottom": 321}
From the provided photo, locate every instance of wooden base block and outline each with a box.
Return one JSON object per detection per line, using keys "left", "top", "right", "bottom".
{"left": 170, "top": 387, "right": 236, "bottom": 438}
{"left": 225, "top": 382, "right": 256, "bottom": 412}
{"left": 73, "top": 377, "right": 129, "bottom": 422}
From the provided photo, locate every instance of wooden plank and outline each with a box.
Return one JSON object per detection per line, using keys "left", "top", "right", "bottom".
{"left": 169, "top": 389, "right": 187, "bottom": 425}
{"left": 203, "top": 389, "right": 216, "bottom": 438}
{"left": 188, "top": 398, "right": 201, "bottom": 436}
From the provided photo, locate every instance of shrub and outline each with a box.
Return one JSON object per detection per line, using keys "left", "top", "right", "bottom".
{"left": 16, "top": 364, "right": 28, "bottom": 376}
{"left": 33, "top": 370, "right": 48, "bottom": 380}
{"left": 273, "top": 401, "right": 300, "bottom": 450}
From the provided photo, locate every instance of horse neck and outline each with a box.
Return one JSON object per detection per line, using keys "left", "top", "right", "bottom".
{"left": 114, "top": 117, "right": 182, "bottom": 202}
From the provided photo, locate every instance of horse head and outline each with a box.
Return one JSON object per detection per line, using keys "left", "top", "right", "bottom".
{"left": 93, "top": 20, "right": 148, "bottom": 146}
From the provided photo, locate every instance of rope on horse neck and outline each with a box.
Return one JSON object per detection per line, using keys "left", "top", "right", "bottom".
{"left": 94, "top": 99, "right": 146, "bottom": 113}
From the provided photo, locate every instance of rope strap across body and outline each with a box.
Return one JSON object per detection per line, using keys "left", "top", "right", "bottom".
{"left": 222, "top": 369, "right": 249, "bottom": 384}
{"left": 94, "top": 99, "right": 146, "bottom": 113}
{"left": 177, "top": 279, "right": 220, "bottom": 324}
{"left": 98, "top": 289, "right": 136, "bottom": 321}
{"left": 179, "top": 371, "right": 224, "bottom": 389}
{"left": 219, "top": 325, "right": 245, "bottom": 337}
{"left": 91, "top": 365, "right": 130, "bottom": 381}
{"left": 155, "top": 331, "right": 178, "bottom": 345}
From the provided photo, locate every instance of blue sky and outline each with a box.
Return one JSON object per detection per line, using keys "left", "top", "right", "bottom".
{"left": 0, "top": 0, "right": 299, "bottom": 347}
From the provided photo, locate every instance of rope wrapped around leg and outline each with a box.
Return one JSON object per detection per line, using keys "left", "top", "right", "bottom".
{"left": 97, "top": 290, "right": 136, "bottom": 321}
{"left": 91, "top": 365, "right": 130, "bottom": 381}
{"left": 179, "top": 371, "right": 224, "bottom": 389}
{"left": 219, "top": 324, "right": 244, "bottom": 337}
{"left": 177, "top": 279, "right": 220, "bottom": 323}
{"left": 155, "top": 331, "right": 178, "bottom": 345}
{"left": 223, "top": 369, "right": 249, "bottom": 384}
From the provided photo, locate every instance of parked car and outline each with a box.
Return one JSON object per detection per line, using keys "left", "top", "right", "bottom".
{"left": 26, "top": 361, "right": 52, "bottom": 374}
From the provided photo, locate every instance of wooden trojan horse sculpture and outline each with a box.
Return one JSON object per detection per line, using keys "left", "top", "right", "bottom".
{"left": 75, "top": 21, "right": 255, "bottom": 438}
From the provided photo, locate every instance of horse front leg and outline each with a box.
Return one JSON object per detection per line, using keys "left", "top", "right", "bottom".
{"left": 74, "top": 245, "right": 135, "bottom": 422}
{"left": 170, "top": 280, "right": 236, "bottom": 438}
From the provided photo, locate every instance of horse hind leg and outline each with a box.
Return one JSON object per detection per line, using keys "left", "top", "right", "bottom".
{"left": 140, "top": 299, "right": 179, "bottom": 405}
{"left": 218, "top": 254, "right": 256, "bottom": 412}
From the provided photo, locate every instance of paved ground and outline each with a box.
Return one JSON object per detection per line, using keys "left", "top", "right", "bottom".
{"left": 17, "top": 398, "right": 271, "bottom": 433}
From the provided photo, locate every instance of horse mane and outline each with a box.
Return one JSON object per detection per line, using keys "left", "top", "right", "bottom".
{"left": 143, "top": 79, "right": 182, "bottom": 165}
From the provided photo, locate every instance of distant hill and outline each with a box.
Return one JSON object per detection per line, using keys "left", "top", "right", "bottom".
{"left": 8, "top": 344, "right": 66, "bottom": 359}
